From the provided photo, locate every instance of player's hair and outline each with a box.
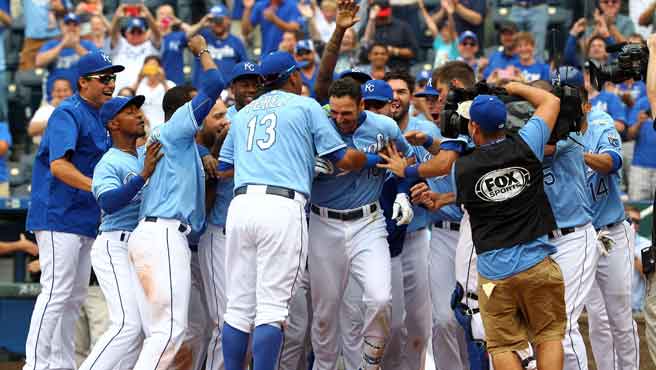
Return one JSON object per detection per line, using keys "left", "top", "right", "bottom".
{"left": 329, "top": 77, "right": 362, "bottom": 102}
{"left": 163, "top": 85, "right": 197, "bottom": 121}
{"left": 143, "top": 54, "right": 162, "bottom": 66}
{"left": 432, "top": 61, "right": 475, "bottom": 89}
{"left": 384, "top": 69, "right": 415, "bottom": 94}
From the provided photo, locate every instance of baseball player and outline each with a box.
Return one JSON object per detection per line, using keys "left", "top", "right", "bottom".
{"left": 337, "top": 79, "right": 395, "bottom": 370}
{"left": 81, "top": 95, "right": 162, "bottom": 370}
{"left": 25, "top": 51, "right": 123, "bottom": 370}
{"left": 199, "top": 61, "right": 257, "bottom": 370}
{"left": 218, "top": 51, "right": 370, "bottom": 370}
{"left": 583, "top": 106, "right": 639, "bottom": 370}
{"left": 126, "top": 34, "right": 225, "bottom": 370}
{"left": 412, "top": 79, "right": 469, "bottom": 370}
{"left": 382, "top": 70, "right": 440, "bottom": 370}
{"left": 536, "top": 70, "right": 600, "bottom": 370}
{"left": 309, "top": 76, "right": 414, "bottom": 370}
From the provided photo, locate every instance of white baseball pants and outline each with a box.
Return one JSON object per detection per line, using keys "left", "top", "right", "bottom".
{"left": 340, "top": 275, "right": 365, "bottom": 370}
{"left": 308, "top": 208, "right": 391, "bottom": 370}
{"left": 430, "top": 226, "right": 469, "bottom": 370}
{"left": 224, "top": 190, "right": 308, "bottom": 332}
{"left": 24, "top": 231, "right": 93, "bottom": 370}
{"left": 79, "top": 231, "right": 142, "bottom": 370}
{"left": 128, "top": 218, "right": 192, "bottom": 370}
{"left": 199, "top": 224, "right": 227, "bottom": 370}
{"left": 586, "top": 221, "right": 640, "bottom": 370}
{"left": 551, "top": 223, "right": 599, "bottom": 370}
{"left": 382, "top": 228, "right": 431, "bottom": 370}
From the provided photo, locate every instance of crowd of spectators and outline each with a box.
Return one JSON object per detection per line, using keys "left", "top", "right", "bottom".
{"left": 0, "top": 0, "right": 656, "bottom": 204}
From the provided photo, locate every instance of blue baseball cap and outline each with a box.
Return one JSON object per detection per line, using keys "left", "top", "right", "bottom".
{"left": 458, "top": 30, "right": 478, "bottom": 45}
{"left": 295, "top": 40, "right": 315, "bottom": 54}
{"left": 77, "top": 51, "right": 125, "bottom": 77}
{"left": 414, "top": 78, "right": 439, "bottom": 97}
{"left": 260, "top": 51, "right": 301, "bottom": 83}
{"left": 63, "top": 12, "right": 80, "bottom": 24}
{"left": 337, "top": 68, "right": 372, "bottom": 84}
{"left": 361, "top": 80, "right": 393, "bottom": 102}
{"left": 126, "top": 17, "right": 146, "bottom": 31}
{"left": 470, "top": 94, "right": 506, "bottom": 132}
{"left": 229, "top": 61, "right": 262, "bottom": 83}
{"left": 553, "top": 66, "right": 583, "bottom": 88}
{"left": 209, "top": 4, "right": 229, "bottom": 18}
{"left": 100, "top": 95, "right": 145, "bottom": 127}
{"left": 417, "top": 70, "right": 432, "bottom": 82}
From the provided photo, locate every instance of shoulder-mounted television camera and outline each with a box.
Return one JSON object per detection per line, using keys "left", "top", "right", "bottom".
{"left": 587, "top": 42, "right": 649, "bottom": 91}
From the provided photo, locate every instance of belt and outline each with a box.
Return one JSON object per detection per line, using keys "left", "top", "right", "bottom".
{"left": 234, "top": 184, "right": 303, "bottom": 201}
{"left": 595, "top": 219, "right": 625, "bottom": 232}
{"left": 98, "top": 230, "right": 130, "bottom": 242}
{"left": 311, "top": 203, "right": 378, "bottom": 221}
{"left": 515, "top": 0, "right": 545, "bottom": 7}
{"left": 548, "top": 226, "right": 577, "bottom": 240}
{"left": 144, "top": 216, "right": 190, "bottom": 234}
{"left": 433, "top": 220, "right": 460, "bottom": 232}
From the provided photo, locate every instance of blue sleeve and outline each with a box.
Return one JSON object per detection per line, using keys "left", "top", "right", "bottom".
{"left": 218, "top": 160, "right": 233, "bottom": 171}
{"left": 48, "top": 108, "right": 79, "bottom": 162}
{"left": 396, "top": 177, "right": 414, "bottom": 195}
{"left": 250, "top": 3, "right": 263, "bottom": 25}
{"left": 607, "top": 150, "right": 622, "bottom": 173}
{"left": 197, "top": 144, "right": 210, "bottom": 157}
{"left": 97, "top": 175, "right": 146, "bottom": 214}
{"left": 541, "top": 64, "right": 551, "bottom": 81}
{"left": 235, "top": 38, "right": 248, "bottom": 63}
{"left": 308, "top": 101, "right": 347, "bottom": 156}
{"left": 608, "top": 95, "right": 627, "bottom": 123}
{"left": 563, "top": 35, "right": 581, "bottom": 68}
{"left": 0, "top": 0, "right": 10, "bottom": 13}
{"left": 0, "top": 122, "right": 12, "bottom": 146}
{"left": 518, "top": 116, "right": 550, "bottom": 161}
{"left": 191, "top": 92, "right": 217, "bottom": 126}
{"left": 392, "top": 125, "right": 415, "bottom": 158}
{"left": 197, "top": 68, "right": 225, "bottom": 101}
{"left": 219, "top": 127, "right": 234, "bottom": 164}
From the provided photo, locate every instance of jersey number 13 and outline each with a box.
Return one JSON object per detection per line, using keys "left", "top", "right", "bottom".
{"left": 247, "top": 113, "right": 277, "bottom": 151}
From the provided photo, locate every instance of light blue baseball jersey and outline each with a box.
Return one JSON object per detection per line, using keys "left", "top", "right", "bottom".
{"left": 583, "top": 109, "right": 625, "bottom": 229}
{"left": 207, "top": 105, "right": 238, "bottom": 227}
{"left": 404, "top": 117, "right": 442, "bottom": 232}
{"left": 92, "top": 147, "right": 145, "bottom": 232}
{"left": 140, "top": 101, "right": 206, "bottom": 233}
{"left": 541, "top": 132, "right": 593, "bottom": 229}
{"left": 220, "top": 90, "right": 346, "bottom": 196}
{"left": 311, "top": 111, "right": 413, "bottom": 209}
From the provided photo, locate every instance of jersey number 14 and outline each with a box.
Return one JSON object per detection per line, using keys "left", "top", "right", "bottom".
{"left": 247, "top": 113, "right": 277, "bottom": 151}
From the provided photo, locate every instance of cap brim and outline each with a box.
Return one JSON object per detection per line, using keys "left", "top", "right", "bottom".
{"left": 414, "top": 89, "right": 439, "bottom": 97}
{"left": 338, "top": 71, "right": 372, "bottom": 83}
{"left": 83, "top": 65, "right": 125, "bottom": 77}
{"left": 230, "top": 71, "right": 262, "bottom": 84}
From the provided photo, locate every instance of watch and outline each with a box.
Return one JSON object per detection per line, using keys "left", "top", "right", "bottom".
{"left": 197, "top": 48, "right": 210, "bottom": 58}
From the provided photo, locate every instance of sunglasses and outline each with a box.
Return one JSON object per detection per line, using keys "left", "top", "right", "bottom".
{"left": 364, "top": 100, "right": 388, "bottom": 110}
{"left": 601, "top": 0, "right": 619, "bottom": 4}
{"left": 86, "top": 74, "right": 117, "bottom": 85}
{"left": 461, "top": 41, "right": 477, "bottom": 47}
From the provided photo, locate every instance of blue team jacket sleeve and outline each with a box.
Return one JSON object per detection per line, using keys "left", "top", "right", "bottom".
{"left": 97, "top": 175, "right": 145, "bottom": 214}
{"left": 563, "top": 35, "right": 581, "bottom": 69}
{"left": 48, "top": 108, "right": 79, "bottom": 162}
{"left": 190, "top": 68, "right": 226, "bottom": 124}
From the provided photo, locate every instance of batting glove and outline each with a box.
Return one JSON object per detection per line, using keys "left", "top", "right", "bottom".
{"left": 597, "top": 230, "right": 615, "bottom": 257}
{"left": 393, "top": 193, "right": 414, "bottom": 226}
{"left": 314, "top": 156, "right": 334, "bottom": 176}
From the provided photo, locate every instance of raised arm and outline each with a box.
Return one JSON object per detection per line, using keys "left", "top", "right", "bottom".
{"left": 241, "top": 0, "right": 256, "bottom": 37}
{"left": 110, "top": 5, "right": 125, "bottom": 49}
{"left": 142, "top": 5, "right": 162, "bottom": 48}
{"left": 314, "top": 0, "right": 360, "bottom": 102}
{"left": 186, "top": 15, "right": 211, "bottom": 38}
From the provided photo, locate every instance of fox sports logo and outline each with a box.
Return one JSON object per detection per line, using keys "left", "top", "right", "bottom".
{"left": 475, "top": 167, "right": 530, "bottom": 202}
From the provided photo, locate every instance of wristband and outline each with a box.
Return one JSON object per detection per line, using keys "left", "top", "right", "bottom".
{"left": 404, "top": 164, "right": 420, "bottom": 179}
{"left": 422, "top": 135, "right": 434, "bottom": 149}
{"left": 197, "top": 48, "right": 210, "bottom": 58}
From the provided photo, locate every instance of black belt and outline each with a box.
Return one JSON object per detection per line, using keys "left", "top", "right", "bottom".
{"left": 548, "top": 226, "right": 576, "bottom": 239}
{"left": 98, "top": 230, "right": 129, "bottom": 242}
{"left": 311, "top": 203, "right": 378, "bottom": 221}
{"left": 144, "top": 216, "right": 189, "bottom": 234}
{"left": 234, "top": 185, "right": 297, "bottom": 200}
{"left": 433, "top": 221, "right": 460, "bottom": 231}
{"left": 595, "top": 220, "right": 625, "bottom": 232}
{"left": 515, "top": 0, "right": 545, "bottom": 7}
